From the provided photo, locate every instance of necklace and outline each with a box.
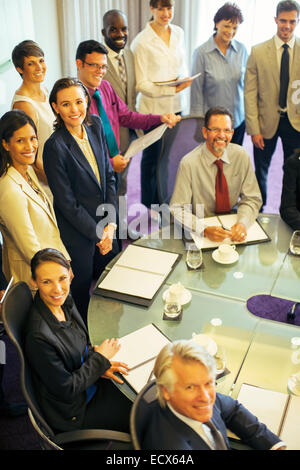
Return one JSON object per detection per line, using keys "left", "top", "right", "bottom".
{"left": 26, "top": 172, "right": 49, "bottom": 208}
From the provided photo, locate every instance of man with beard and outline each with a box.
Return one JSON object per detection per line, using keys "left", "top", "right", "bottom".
{"left": 170, "top": 107, "right": 262, "bottom": 242}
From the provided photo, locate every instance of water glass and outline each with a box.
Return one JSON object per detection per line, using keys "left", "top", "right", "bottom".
{"left": 215, "top": 346, "right": 227, "bottom": 375}
{"left": 163, "top": 300, "right": 182, "bottom": 319}
{"left": 186, "top": 244, "right": 203, "bottom": 269}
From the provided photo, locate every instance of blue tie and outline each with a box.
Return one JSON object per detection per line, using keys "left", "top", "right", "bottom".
{"left": 93, "top": 89, "right": 119, "bottom": 157}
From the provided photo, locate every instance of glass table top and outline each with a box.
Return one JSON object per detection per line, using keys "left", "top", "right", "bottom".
{"left": 88, "top": 285, "right": 259, "bottom": 397}
{"left": 88, "top": 214, "right": 300, "bottom": 402}
{"left": 231, "top": 319, "right": 300, "bottom": 398}
{"left": 134, "top": 215, "right": 293, "bottom": 302}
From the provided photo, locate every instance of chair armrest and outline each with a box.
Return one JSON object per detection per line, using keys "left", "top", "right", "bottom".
{"left": 54, "top": 429, "right": 131, "bottom": 445}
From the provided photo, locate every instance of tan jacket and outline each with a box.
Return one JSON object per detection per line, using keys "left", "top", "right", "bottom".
{"left": 105, "top": 48, "right": 138, "bottom": 153}
{"left": 0, "top": 166, "right": 69, "bottom": 286}
{"left": 245, "top": 37, "right": 300, "bottom": 139}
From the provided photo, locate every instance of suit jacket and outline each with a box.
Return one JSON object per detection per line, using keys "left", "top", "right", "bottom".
{"left": 43, "top": 115, "right": 117, "bottom": 254}
{"left": 245, "top": 37, "right": 300, "bottom": 138}
{"left": 25, "top": 292, "right": 111, "bottom": 432}
{"left": 105, "top": 48, "right": 138, "bottom": 154}
{"left": 280, "top": 150, "right": 300, "bottom": 230}
{"left": 142, "top": 395, "right": 281, "bottom": 450}
{"left": 0, "top": 166, "right": 69, "bottom": 286}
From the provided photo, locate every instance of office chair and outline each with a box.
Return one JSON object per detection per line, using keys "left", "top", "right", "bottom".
{"left": 2, "top": 282, "right": 132, "bottom": 450}
{"left": 129, "top": 380, "right": 157, "bottom": 450}
{"left": 157, "top": 116, "right": 205, "bottom": 205}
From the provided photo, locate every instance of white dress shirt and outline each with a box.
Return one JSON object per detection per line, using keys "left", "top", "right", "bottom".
{"left": 170, "top": 142, "right": 262, "bottom": 234}
{"left": 167, "top": 404, "right": 216, "bottom": 449}
{"left": 131, "top": 22, "right": 188, "bottom": 114}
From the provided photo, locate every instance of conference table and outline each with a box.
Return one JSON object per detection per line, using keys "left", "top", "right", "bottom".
{"left": 88, "top": 214, "right": 300, "bottom": 407}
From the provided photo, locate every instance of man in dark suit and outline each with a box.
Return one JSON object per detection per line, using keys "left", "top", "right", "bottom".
{"left": 102, "top": 9, "right": 138, "bottom": 197}
{"left": 141, "top": 340, "right": 285, "bottom": 450}
{"left": 280, "top": 149, "right": 300, "bottom": 229}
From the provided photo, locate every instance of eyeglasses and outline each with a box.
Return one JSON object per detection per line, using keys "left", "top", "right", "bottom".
{"left": 82, "top": 61, "right": 108, "bottom": 72}
{"left": 206, "top": 127, "right": 234, "bottom": 135}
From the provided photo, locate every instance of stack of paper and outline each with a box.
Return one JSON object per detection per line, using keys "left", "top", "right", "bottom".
{"left": 113, "top": 324, "right": 170, "bottom": 393}
{"left": 230, "top": 383, "right": 300, "bottom": 450}
{"left": 191, "top": 214, "right": 270, "bottom": 250}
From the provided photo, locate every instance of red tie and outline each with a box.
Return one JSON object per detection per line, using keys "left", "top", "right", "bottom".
{"left": 214, "top": 159, "right": 231, "bottom": 214}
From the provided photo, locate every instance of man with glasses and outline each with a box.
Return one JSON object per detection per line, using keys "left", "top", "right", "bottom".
{"left": 170, "top": 107, "right": 262, "bottom": 242}
{"left": 76, "top": 40, "right": 179, "bottom": 180}
{"left": 245, "top": 0, "right": 300, "bottom": 210}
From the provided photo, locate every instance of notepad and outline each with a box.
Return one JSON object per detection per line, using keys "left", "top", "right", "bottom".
{"left": 113, "top": 324, "right": 170, "bottom": 393}
{"left": 191, "top": 214, "right": 270, "bottom": 250}
{"left": 229, "top": 383, "right": 300, "bottom": 449}
{"left": 96, "top": 245, "right": 180, "bottom": 306}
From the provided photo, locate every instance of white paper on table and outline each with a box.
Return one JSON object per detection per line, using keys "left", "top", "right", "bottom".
{"left": 115, "top": 245, "right": 179, "bottom": 276}
{"left": 235, "top": 384, "right": 288, "bottom": 435}
{"left": 280, "top": 395, "right": 300, "bottom": 450}
{"left": 124, "top": 124, "right": 168, "bottom": 160}
{"left": 98, "top": 266, "right": 164, "bottom": 300}
{"left": 191, "top": 214, "right": 269, "bottom": 249}
{"left": 113, "top": 324, "right": 170, "bottom": 370}
{"left": 125, "top": 358, "right": 155, "bottom": 393}
{"left": 155, "top": 73, "right": 201, "bottom": 87}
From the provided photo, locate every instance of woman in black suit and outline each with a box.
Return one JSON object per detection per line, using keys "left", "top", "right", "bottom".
{"left": 43, "top": 78, "right": 118, "bottom": 322}
{"left": 280, "top": 150, "right": 300, "bottom": 230}
{"left": 25, "top": 248, "right": 131, "bottom": 433}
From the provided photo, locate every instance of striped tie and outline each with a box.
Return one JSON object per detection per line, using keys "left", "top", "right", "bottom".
{"left": 117, "top": 53, "right": 127, "bottom": 94}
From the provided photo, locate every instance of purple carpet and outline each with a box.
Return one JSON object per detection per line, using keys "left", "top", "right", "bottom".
{"left": 247, "top": 295, "right": 300, "bottom": 326}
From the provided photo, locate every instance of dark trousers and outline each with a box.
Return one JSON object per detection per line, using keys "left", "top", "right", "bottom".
{"left": 231, "top": 120, "right": 246, "bottom": 146}
{"left": 69, "top": 239, "right": 119, "bottom": 324}
{"left": 83, "top": 379, "right": 132, "bottom": 433}
{"left": 254, "top": 114, "right": 300, "bottom": 206}
{"left": 141, "top": 135, "right": 162, "bottom": 208}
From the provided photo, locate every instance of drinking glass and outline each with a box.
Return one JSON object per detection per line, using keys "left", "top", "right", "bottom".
{"left": 163, "top": 300, "right": 182, "bottom": 319}
{"left": 186, "top": 244, "right": 203, "bottom": 269}
{"left": 290, "top": 231, "right": 300, "bottom": 255}
{"left": 215, "top": 346, "right": 227, "bottom": 375}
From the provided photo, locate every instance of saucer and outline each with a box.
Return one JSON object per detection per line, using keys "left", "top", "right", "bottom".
{"left": 191, "top": 334, "right": 218, "bottom": 356}
{"left": 163, "top": 288, "right": 192, "bottom": 305}
{"left": 212, "top": 249, "right": 239, "bottom": 265}
{"left": 287, "top": 373, "right": 300, "bottom": 396}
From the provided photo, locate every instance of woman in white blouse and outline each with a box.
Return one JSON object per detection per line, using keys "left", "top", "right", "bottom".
{"left": 131, "top": 0, "right": 190, "bottom": 212}
{"left": 11, "top": 40, "right": 55, "bottom": 197}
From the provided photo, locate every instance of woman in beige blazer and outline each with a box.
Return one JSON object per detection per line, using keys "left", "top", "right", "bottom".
{"left": 0, "top": 110, "right": 69, "bottom": 287}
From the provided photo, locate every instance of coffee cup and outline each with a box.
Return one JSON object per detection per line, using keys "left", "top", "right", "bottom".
{"left": 168, "top": 282, "right": 184, "bottom": 302}
{"left": 217, "top": 244, "right": 236, "bottom": 262}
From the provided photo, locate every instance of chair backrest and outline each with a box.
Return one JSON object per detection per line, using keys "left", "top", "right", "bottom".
{"left": 157, "top": 116, "right": 205, "bottom": 205}
{"left": 129, "top": 380, "right": 157, "bottom": 450}
{"left": 2, "top": 282, "right": 56, "bottom": 445}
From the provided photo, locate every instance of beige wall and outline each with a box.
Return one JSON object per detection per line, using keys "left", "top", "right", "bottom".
{"left": 0, "top": 0, "right": 62, "bottom": 116}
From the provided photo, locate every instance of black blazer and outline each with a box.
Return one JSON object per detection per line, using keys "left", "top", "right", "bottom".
{"left": 25, "top": 293, "right": 111, "bottom": 432}
{"left": 43, "top": 115, "right": 117, "bottom": 251}
{"left": 141, "top": 395, "right": 281, "bottom": 450}
{"left": 280, "top": 151, "right": 300, "bottom": 231}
